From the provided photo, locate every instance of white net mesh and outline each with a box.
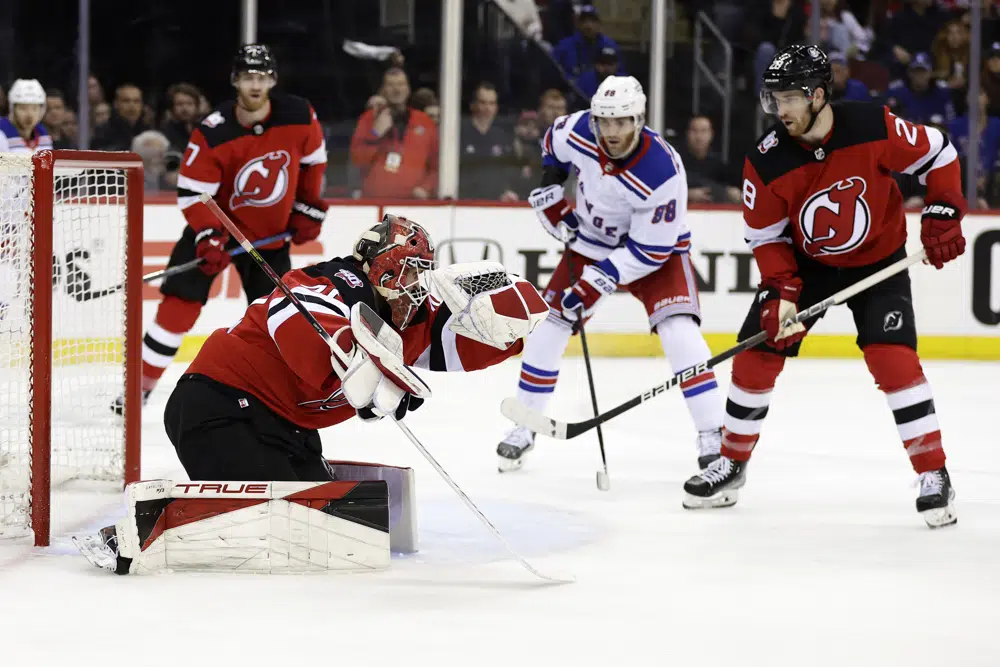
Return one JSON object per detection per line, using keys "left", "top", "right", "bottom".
{"left": 0, "top": 153, "right": 131, "bottom": 539}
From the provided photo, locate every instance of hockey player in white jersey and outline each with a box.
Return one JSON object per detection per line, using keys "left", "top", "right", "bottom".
{"left": 0, "top": 79, "right": 53, "bottom": 153}
{"left": 497, "top": 76, "right": 725, "bottom": 474}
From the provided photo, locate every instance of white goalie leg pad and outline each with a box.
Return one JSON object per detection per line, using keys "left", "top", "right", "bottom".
{"left": 327, "top": 461, "right": 418, "bottom": 553}
{"left": 89, "top": 479, "right": 391, "bottom": 574}
{"left": 428, "top": 261, "right": 548, "bottom": 349}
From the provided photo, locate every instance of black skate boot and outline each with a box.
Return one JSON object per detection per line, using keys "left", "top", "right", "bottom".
{"left": 682, "top": 456, "right": 746, "bottom": 509}
{"left": 916, "top": 466, "right": 957, "bottom": 528}
{"left": 696, "top": 428, "right": 722, "bottom": 469}
{"left": 110, "top": 389, "right": 151, "bottom": 416}
{"left": 497, "top": 426, "right": 535, "bottom": 473}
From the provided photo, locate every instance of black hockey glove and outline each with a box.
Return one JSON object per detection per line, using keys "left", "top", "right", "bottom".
{"left": 356, "top": 394, "right": 424, "bottom": 423}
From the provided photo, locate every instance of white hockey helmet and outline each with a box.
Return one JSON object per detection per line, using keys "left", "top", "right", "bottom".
{"left": 589, "top": 75, "right": 646, "bottom": 159}
{"left": 8, "top": 79, "right": 47, "bottom": 109}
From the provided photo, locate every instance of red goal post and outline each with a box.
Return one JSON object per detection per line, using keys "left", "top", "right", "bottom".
{"left": 0, "top": 150, "right": 143, "bottom": 546}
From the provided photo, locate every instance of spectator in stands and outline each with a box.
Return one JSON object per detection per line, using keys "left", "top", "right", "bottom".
{"left": 576, "top": 47, "right": 620, "bottom": 100}
{"left": 0, "top": 84, "right": 7, "bottom": 116}
{"left": 931, "top": 19, "right": 969, "bottom": 91}
{"left": 87, "top": 74, "right": 105, "bottom": 108}
{"left": 820, "top": 0, "right": 872, "bottom": 59}
{"left": 552, "top": 5, "right": 620, "bottom": 80}
{"left": 749, "top": 0, "right": 807, "bottom": 95}
{"left": 160, "top": 83, "right": 202, "bottom": 153}
{"left": 459, "top": 81, "right": 518, "bottom": 201}
{"left": 886, "top": 52, "right": 954, "bottom": 126}
{"left": 885, "top": 0, "right": 944, "bottom": 75}
{"left": 676, "top": 115, "right": 740, "bottom": 204}
{"left": 510, "top": 110, "right": 541, "bottom": 199}
{"left": 132, "top": 129, "right": 175, "bottom": 192}
{"left": 53, "top": 110, "right": 77, "bottom": 149}
{"left": 92, "top": 102, "right": 111, "bottom": 130}
{"left": 982, "top": 42, "right": 1000, "bottom": 117}
{"left": 817, "top": 2, "right": 852, "bottom": 55}
{"left": 410, "top": 87, "right": 440, "bottom": 124}
{"left": 949, "top": 90, "right": 1000, "bottom": 209}
{"left": 829, "top": 52, "right": 871, "bottom": 101}
{"left": 537, "top": 88, "right": 567, "bottom": 130}
{"left": 350, "top": 67, "right": 438, "bottom": 199}
{"left": 44, "top": 89, "right": 66, "bottom": 131}
{"left": 92, "top": 84, "right": 151, "bottom": 151}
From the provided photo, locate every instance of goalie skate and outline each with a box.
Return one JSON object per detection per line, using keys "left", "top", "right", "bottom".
{"left": 682, "top": 456, "right": 746, "bottom": 509}
{"left": 916, "top": 467, "right": 957, "bottom": 529}
{"left": 497, "top": 426, "right": 534, "bottom": 473}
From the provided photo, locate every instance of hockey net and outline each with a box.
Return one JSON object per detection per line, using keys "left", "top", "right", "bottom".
{"left": 0, "top": 150, "right": 142, "bottom": 546}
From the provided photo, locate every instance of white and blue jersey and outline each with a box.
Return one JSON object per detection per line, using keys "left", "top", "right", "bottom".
{"left": 541, "top": 109, "right": 689, "bottom": 285}
{"left": 0, "top": 117, "right": 53, "bottom": 154}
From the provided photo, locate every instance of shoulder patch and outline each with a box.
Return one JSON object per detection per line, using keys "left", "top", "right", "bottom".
{"left": 745, "top": 123, "right": 803, "bottom": 185}
{"left": 758, "top": 130, "right": 779, "bottom": 154}
{"left": 197, "top": 102, "right": 243, "bottom": 148}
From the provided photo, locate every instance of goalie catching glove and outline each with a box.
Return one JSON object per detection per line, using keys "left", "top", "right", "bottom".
{"left": 428, "top": 261, "right": 548, "bottom": 350}
{"left": 529, "top": 184, "right": 579, "bottom": 244}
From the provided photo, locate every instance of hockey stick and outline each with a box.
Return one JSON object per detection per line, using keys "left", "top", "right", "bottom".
{"left": 566, "top": 248, "right": 610, "bottom": 491}
{"left": 502, "top": 249, "right": 928, "bottom": 440}
{"left": 200, "top": 194, "right": 572, "bottom": 584}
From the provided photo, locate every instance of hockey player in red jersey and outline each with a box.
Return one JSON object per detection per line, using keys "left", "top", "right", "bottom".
{"left": 164, "top": 214, "right": 548, "bottom": 481}
{"left": 112, "top": 44, "right": 329, "bottom": 413}
{"left": 682, "top": 45, "right": 966, "bottom": 528}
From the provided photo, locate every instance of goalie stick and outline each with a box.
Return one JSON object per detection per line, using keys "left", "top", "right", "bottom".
{"left": 200, "top": 194, "right": 572, "bottom": 585}
{"left": 502, "top": 249, "right": 928, "bottom": 440}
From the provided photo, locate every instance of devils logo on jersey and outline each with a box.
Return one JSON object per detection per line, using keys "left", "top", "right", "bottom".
{"left": 230, "top": 150, "right": 291, "bottom": 209}
{"left": 799, "top": 177, "right": 871, "bottom": 256}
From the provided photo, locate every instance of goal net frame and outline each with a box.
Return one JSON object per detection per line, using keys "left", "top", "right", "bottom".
{"left": 16, "top": 150, "right": 143, "bottom": 546}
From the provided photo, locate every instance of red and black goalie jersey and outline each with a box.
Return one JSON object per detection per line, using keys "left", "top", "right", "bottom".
{"left": 742, "top": 101, "right": 962, "bottom": 284}
{"left": 185, "top": 258, "right": 524, "bottom": 430}
{"left": 176, "top": 92, "right": 327, "bottom": 248}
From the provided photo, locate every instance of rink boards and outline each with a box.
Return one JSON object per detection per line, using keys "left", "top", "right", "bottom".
{"left": 129, "top": 202, "right": 1000, "bottom": 361}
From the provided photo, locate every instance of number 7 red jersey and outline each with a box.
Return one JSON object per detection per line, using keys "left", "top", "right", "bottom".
{"left": 741, "top": 101, "right": 963, "bottom": 283}
{"left": 176, "top": 92, "right": 327, "bottom": 246}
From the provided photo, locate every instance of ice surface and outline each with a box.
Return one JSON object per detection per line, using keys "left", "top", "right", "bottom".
{"left": 1, "top": 357, "right": 998, "bottom": 666}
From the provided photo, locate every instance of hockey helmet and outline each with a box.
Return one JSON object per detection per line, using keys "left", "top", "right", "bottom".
{"left": 231, "top": 44, "right": 277, "bottom": 85}
{"left": 353, "top": 214, "right": 436, "bottom": 329}
{"left": 759, "top": 44, "right": 831, "bottom": 115}
{"left": 589, "top": 75, "right": 646, "bottom": 159}
{"left": 8, "top": 79, "right": 46, "bottom": 109}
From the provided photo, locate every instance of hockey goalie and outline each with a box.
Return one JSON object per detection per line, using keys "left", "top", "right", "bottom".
{"left": 75, "top": 213, "right": 548, "bottom": 574}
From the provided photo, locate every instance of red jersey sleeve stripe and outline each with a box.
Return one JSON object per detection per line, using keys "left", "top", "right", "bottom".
{"left": 301, "top": 141, "right": 328, "bottom": 165}
{"left": 745, "top": 216, "right": 791, "bottom": 250}
{"left": 266, "top": 288, "right": 350, "bottom": 342}
{"left": 177, "top": 174, "right": 221, "bottom": 195}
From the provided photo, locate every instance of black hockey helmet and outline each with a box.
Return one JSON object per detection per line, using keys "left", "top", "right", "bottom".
{"left": 760, "top": 44, "right": 831, "bottom": 114}
{"left": 231, "top": 44, "right": 277, "bottom": 84}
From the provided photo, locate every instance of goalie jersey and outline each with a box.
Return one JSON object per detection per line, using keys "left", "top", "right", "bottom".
{"left": 543, "top": 109, "right": 690, "bottom": 284}
{"left": 185, "top": 257, "right": 524, "bottom": 429}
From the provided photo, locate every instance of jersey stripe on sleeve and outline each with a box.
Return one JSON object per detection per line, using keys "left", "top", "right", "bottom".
{"left": 266, "top": 287, "right": 350, "bottom": 342}
{"left": 744, "top": 216, "right": 791, "bottom": 250}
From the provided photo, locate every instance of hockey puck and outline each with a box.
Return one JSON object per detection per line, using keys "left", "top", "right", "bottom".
{"left": 596, "top": 470, "right": 610, "bottom": 491}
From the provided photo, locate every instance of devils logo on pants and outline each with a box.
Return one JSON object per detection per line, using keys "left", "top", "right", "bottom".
{"left": 799, "top": 177, "right": 871, "bottom": 256}
{"left": 230, "top": 150, "right": 291, "bottom": 209}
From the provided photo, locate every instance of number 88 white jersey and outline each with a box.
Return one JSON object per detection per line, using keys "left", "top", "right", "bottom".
{"left": 542, "top": 109, "right": 690, "bottom": 285}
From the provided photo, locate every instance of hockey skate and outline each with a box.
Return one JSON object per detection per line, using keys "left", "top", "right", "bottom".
{"left": 696, "top": 428, "right": 722, "bottom": 469}
{"left": 916, "top": 467, "right": 957, "bottom": 528}
{"left": 682, "top": 456, "right": 746, "bottom": 509}
{"left": 110, "top": 389, "right": 151, "bottom": 417}
{"left": 497, "top": 426, "right": 535, "bottom": 473}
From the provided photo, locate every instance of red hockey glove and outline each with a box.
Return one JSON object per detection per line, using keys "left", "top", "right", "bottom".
{"left": 288, "top": 199, "right": 328, "bottom": 245}
{"left": 194, "top": 228, "right": 231, "bottom": 275}
{"left": 920, "top": 201, "right": 965, "bottom": 270}
{"left": 759, "top": 277, "right": 806, "bottom": 351}
{"left": 560, "top": 262, "right": 617, "bottom": 322}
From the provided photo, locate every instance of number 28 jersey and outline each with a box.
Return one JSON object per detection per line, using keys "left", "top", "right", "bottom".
{"left": 741, "top": 101, "right": 962, "bottom": 283}
{"left": 542, "top": 110, "right": 690, "bottom": 285}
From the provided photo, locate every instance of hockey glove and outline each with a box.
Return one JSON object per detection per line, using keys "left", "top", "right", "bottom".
{"left": 357, "top": 395, "right": 425, "bottom": 422}
{"left": 194, "top": 228, "right": 231, "bottom": 275}
{"left": 759, "top": 277, "right": 806, "bottom": 351}
{"left": 288, "top": 199, "right": 328, "bottom": 245}
{"left": 529, "top": 184, "right": 580, "bottom": 244}
{"left": 561, "top": 263, "right": 617, "bottom": 322}
{"left": 920, "top": 201, "right": 966, "bottom": 270}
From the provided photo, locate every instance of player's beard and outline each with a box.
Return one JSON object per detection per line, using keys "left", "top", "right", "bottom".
{"left": 237, "top": 90, "right": 269, "bottom": 114}
{"left": 781, "top": 113, "right": 808, "bottom": 137}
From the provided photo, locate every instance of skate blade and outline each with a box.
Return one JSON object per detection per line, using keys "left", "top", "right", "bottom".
{"left": 682, "top": 489, "right": 739, "bottom": 510}
{"left": 497, "top": 456, "right": 525, "bottom": 473}
{"left": 920, "top": 503, "right": 958, "bottom": 529}
{"left": 71, "top": 534, "right": 117, "bottom": 571}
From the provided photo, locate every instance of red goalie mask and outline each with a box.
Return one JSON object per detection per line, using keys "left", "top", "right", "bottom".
{"left": 352, "top": 214, "right": 436, "bottom": 329}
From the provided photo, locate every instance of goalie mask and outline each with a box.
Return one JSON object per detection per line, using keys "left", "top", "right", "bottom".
{"left": 353, "top": 214, "right": 436, "bottom": 329}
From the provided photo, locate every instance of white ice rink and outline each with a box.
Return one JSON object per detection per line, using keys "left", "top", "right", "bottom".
{"left": 1, "top": 356, "right": 998, "bottom": 666}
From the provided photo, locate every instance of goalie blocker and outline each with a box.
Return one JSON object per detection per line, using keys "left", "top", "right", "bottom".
{"left": 74, "top": 461, "right": 417, "bottom": 575}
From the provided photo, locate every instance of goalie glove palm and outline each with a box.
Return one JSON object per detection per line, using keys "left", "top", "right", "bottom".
{"left": 529, "top": 184, "right": 580, "bottom": 243}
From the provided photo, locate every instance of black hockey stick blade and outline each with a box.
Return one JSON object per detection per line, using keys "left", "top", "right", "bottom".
{"left": 502, "top": 250, "right": 926, "bottom": 440}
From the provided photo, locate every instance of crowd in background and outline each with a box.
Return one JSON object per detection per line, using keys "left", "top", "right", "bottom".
{"left": 3, "top": 0, "right": 1000, "bottom": 207}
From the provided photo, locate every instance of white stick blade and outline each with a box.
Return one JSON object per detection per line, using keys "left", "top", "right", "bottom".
{"left": 500, "top": 397, "right": 566, "bottom": 439}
